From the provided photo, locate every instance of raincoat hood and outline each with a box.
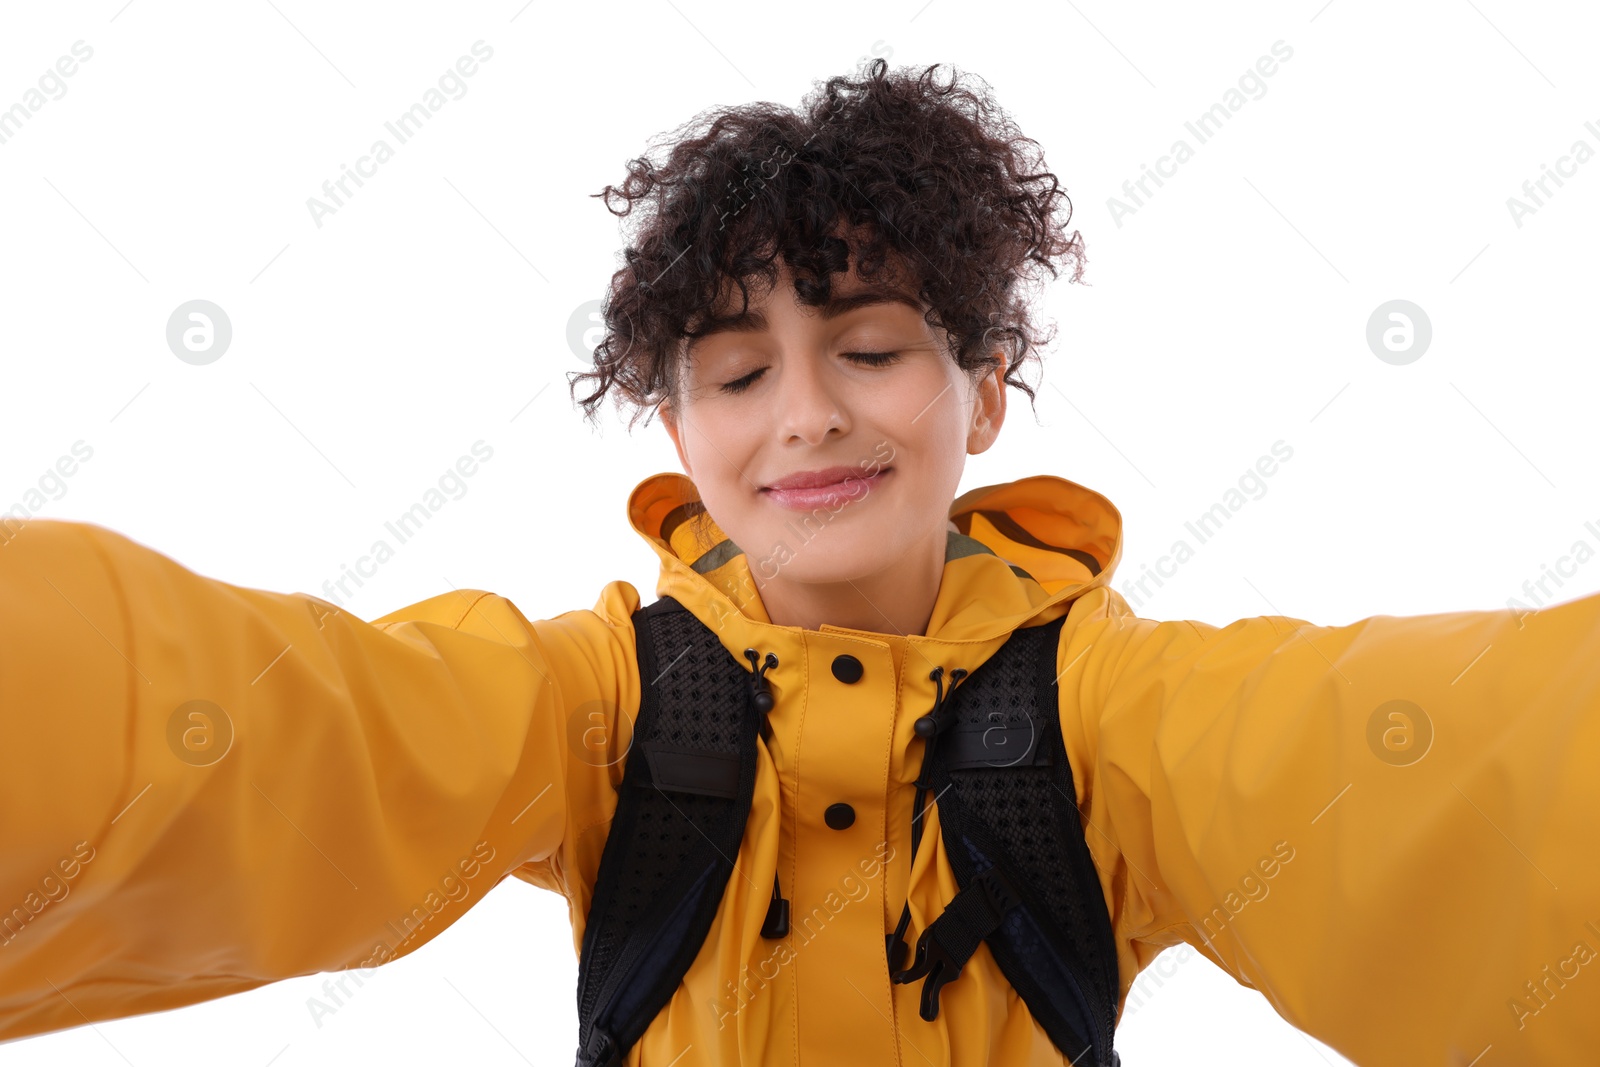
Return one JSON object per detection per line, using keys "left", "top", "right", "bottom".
{"left": 626, "top": 470, "right": 1124, "bottom": 646}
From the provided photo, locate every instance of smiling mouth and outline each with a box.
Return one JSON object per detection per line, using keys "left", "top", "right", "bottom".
{"left": 759, "top": 467, "right": 892, "bottom": 511}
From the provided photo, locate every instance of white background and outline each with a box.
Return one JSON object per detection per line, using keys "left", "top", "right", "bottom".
{"left": 3, "top": 1, "right": 1598, "bottom": 1064}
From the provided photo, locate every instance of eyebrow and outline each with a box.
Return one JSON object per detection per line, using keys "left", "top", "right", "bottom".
{"left": 685, "top": 289, "right": 924, "bottom": 351}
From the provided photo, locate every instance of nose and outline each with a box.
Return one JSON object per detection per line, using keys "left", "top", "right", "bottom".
{"left": 772, "top": 350, "right": 848, "bottom": 445}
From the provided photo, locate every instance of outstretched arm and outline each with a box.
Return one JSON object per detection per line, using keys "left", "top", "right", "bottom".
{"left": 1058, "top": 582, "right": 1600, "bottom": 1066}
{"left": 0, "top": 518, "right": 636, "bottom": 1042}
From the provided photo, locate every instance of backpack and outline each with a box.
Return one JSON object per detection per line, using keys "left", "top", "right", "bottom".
{"left": 572, "top": 595, "right": 1122, "bottom": 1067}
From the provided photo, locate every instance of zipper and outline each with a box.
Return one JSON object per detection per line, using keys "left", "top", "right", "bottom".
{"left": 1061, "top": 941, "right": 1112, "bottom": 1065}
{"left": 984, "top": 853, "right": 1113, "bottom": 1065}
{"left": 586, "top": 861, "right": 719, "bottom": 1047}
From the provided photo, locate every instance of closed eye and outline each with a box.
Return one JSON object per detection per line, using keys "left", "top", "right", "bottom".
{"left": 718, "top": 351, "right": 902, "bottom": 395}
{"left": 720, "top": 367, "right": 764, "bottom": 395}
{"left": 842, "top": 350, "right": 902, "bottom": 367}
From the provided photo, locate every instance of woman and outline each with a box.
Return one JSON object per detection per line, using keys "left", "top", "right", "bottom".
{"left": 2, "top": 59, "right": 1598, "bottom": 1066}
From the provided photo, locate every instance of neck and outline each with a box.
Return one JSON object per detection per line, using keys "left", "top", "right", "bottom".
{"left": 752, "top": 526, "right": 947, "bottom": 637}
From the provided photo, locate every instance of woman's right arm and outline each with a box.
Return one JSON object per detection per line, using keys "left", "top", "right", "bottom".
{"left": 0, "top": 517, "right": 639, "bottom": 1042}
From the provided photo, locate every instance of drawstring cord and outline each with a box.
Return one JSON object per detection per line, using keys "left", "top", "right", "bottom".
{"left": 738, "top": 649, "right": 971, "bottom": 956}
{"left": 744, "top": 648, "right": 778, "bottom": 729}
{"left": 745, "top": 648, "right": 788, "bottom": 938}
{"left": 887, "top": 664, "right": 969, "bottom": 976}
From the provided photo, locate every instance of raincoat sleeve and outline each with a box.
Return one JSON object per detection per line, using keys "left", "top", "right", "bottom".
{"left": 0, "top": 518, "right": 638, "bottom": 1043}
{"left": 1056, "top": 582, "right": 1600, "bottom": 1066}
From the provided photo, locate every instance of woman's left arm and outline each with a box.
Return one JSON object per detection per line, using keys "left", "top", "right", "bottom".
{"left": 1057, "top": 582, "right": 1600, "bottom": 1066}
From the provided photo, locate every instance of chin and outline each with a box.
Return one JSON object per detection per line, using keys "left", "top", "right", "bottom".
{"left": 752, "top": 525, "right": 898, "bottom": 585}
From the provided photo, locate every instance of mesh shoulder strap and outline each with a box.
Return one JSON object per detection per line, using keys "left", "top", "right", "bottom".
{"left": 574, "top": 602, "right": 1121, "bottom": 1067}
{"left": 891, "top": 614, "right": 1123, "bottom": 1067}
{"left": 572, "top": 595, "right": 760, "bottom": 1067}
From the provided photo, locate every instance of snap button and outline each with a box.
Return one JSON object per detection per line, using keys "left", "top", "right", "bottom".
{"left": 830, "top": 654, "right": 864, "bottom": 684}
{"left": 824, "top": 802, "right": 856, "bottom": 830}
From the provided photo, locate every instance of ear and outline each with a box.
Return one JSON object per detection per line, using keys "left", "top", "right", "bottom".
{"left": 659, "top": 398, "right": 694, "bottom": 477}
{"left": 967, "top": 352, "right": 1009, "bottom": 455}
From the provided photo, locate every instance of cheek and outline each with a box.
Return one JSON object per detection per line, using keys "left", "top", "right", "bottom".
{"left": 676, "top": 401, "right": 761, "bottom": 496}
{"left": 878, "top": 372, "right": 973, "bottom": 455}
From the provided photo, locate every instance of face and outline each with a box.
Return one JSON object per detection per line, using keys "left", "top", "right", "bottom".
{"left": 659, "top": 254, "right": 1008, "bottom": 590}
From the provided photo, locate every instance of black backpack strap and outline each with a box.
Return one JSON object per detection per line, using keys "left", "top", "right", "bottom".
{"left": 891, "top": 614, "right": 1122, "bottom": 1067}
{"left": 572, "top": 595, "right": 764, "bottom": 1067}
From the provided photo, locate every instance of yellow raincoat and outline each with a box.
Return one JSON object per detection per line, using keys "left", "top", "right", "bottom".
{"left": 2, "top": 470, "right": 1598, "bottom": 1065}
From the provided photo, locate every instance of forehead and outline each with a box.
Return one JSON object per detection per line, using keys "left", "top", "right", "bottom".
{"left": 687, "top": 257, "right": 928, "bottom": 354}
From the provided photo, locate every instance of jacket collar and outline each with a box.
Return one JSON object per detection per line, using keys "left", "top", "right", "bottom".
{"left": 626, "top": 471, "right": 1125, "bottom": 650}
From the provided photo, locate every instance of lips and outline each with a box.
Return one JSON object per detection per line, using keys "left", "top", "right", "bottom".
{"left": 760, "top": 465, "right": 892, "bottom": 512}
{"left": 763, "top": 466, "right": 881, "bottom": 492}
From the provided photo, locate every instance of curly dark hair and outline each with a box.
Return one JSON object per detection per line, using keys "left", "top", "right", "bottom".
{"left": 568, "top": 57, "right": 1087, "bottom": 431}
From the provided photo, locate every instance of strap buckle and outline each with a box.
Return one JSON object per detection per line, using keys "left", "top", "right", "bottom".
{"left": 891, "top": 921, "right": 964, "bottom": 1021}
{"left": 889, "top": 866, "right": 1022, "bottom": 1021}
